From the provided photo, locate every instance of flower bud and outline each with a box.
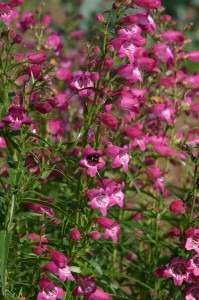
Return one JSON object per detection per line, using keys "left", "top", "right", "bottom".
{"left": 26, "top": 52, "right": 48, "bottom": 64}
{"left": 95, "top": 13, "right": 104, "bottom": 23}
{"left": 13, "top": 34, "right": 23, "bottom": 44}
{"left": 88, "top": 231, "right": 101, "bottom": 240}
{"left": 70, "top": 228, "right": 81, "bottom": 241}
{"left": 169, "top": 200, "right": 184, "bottom": 214}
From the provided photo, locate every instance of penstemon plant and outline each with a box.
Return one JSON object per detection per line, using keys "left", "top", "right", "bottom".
{"left": 0, "top": 0, "right": 199, "bottom": 299}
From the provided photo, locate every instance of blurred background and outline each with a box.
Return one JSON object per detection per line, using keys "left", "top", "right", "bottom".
{"left": 51, "top": 0, "right": 199, "bottom": 45}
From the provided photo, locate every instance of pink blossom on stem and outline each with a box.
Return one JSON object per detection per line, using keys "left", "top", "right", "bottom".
{"left": 185, "top": 228, "right": 199, "bottom": 253}
{"left": 104, "top": 145, "right": 130, "bottom": 173}
{"left": 43, "top": 250, "right": 74, "bottom": 282}
{"left": 70, "top": 71, "right": 94, "bottom": 97}
{"left": 87, "top": 188, "right": 112, "bottom": 216}
{"left": 78, "top": 147, "right": 105, "bottom": 177}
{"left": 3, "top": 95, "right": 31, "bottom": 130}
{"left": 134, "top": 0, "right": 161, "bottom": 9}
{"left": 90, "top": 289, "right": 111, "bottom": 300}
{"left": 37, "top": 279, "right": 64, "bottom": 300}
{"left": 187, "top": 254, "right": 199, "bottom": 276}
{"left": 95, "top": 217, "right": 121, "bottom": 243}
{"left": 185, "top": 284, "right": 199, "bottom": 300}
{"left": 72, "top": 275, "right": 96, "bottom": 300}
{"left": 163, "top": 257, "right": 192, "bottom": 286}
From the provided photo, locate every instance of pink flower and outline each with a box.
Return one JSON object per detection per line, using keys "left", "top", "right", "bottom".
{"left": 185, "top": 228, "right": 199, "bottom": 253}
{"left": 25, "top": 198, "right": 54, "bottom": 217}
{"left": 111, "top": 38, "right": 139, "bottom": 63}
{"left": 97, "top": 179, "right": 125, "bottom": 209}
{"left": 185, "top": 283, "right": 199, "bottom": 300}
{"left": 169, "top": 200, "right": 185, "bottom": 214}
{"left": 153, "top": 144, "right": 174, "bottom": 157}
{"left": 3, "top": 95, "right": 31, "bottom": 130}
{"left": 187, "top": 254, "right": 199, "bottom": 276}
{"left": 113, "top": 92, "right": 139, "bottom": 113}
{"left": 70, "top": 71, "right": 94, "bottom": 97}
{"left": 151, "top": 43, "right": 174, "bottom": 63}
{"left": 78, "top": 147, "right": 105, "bottom": 177}
{"left": 163, "top": 257, "right": 192, "bottom": 286}
{"left": 185, "top": 51, "right": 199, "bottom": 62}
{"left": 117, "top": 64, "right": 142, "bottom": 84}
{"left": 87, "top": 188, "right": 112, "bottom": 216}
{"left": 134, "top": 12, "right": 156, "bottom": 35}
{"left": 90, "top": 288, "right": 111, "bottom": 300}
{"left": 98, "top": 112, "right": 117, "bottom": 128}
{"left": 161, "top": 30, "right": 184, "bottom": 43}
{"left": 134, "top": 0, "right": 161, "bottom": 9}
{"left": 72, "top": 275, "right": 96, "bottom": 300}
{"left": 95, "top": 217, "right": 121, "bottom": 243}
{"left": 43, "top": 250, "right": 74, "bottom": 282}
{"left": 104, "top": 145, "right": 130, "bottom": 173}
{"left": 18, "top": 11, "right": 36, "bottom": 32}
{"left": 26, "top": 52, "right": 48, "bottom": 64}
{"left": 45, "top": 33, "right": 63, "bottom": 56}
{"left": 9, "top": 0, "right": 24, "bottom": 7}
{"left": 37, "top": 279, "right": 64, "bottom": 300}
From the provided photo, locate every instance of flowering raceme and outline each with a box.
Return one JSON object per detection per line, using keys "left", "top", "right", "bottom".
{"left": 1, "top": 0, "right": 199, "bottom": 299}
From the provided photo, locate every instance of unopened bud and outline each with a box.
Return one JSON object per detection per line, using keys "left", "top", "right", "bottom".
{"left": 95, "top": 13, "right": 104, "bottom": 23}
{"left": 70, "top": 228, "right": 81, "bottom": 241}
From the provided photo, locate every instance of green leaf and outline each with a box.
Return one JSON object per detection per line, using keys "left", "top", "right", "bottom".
{"left": 40, "top": 169, "right": 54, "bottom": 180}
{"left": 126, "top": 171, "right": 141, "bottom": 196}
{"left": 0, "top": 230, "right": 11, "bottom": 296}
{"left": 89, "top": 259, "right": 103, "bottom": 275}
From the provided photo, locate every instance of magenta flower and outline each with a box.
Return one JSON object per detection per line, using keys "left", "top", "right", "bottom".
{"left": 97, "top": 179, "right": 125, "bottom": 209}
{"left": 87, "top": 188, "right": 112, "bottom": 216}
{"left": 151, "top": 43, "right": 174, "bottom": 63}
{"left": 95, "top": 217, "right": 121, "bottom": 243}
{"left": 117, "top": 64, "right": 142, "bottom": 84}
{"left": 26, "top": 52, "right": 48, "bottom": 64}
{"left": 187, "top": 254, "right": 199, "bottom": 276}
{"left": 78, "top": 147, "right": 105, "bottom": 177}
{"left": 0, "top": 5, "right": 18, "bottom": 25}
{"left": 72, "top": 275, "right": 96, "bottom": 300}
{"left": 43, "top": 250, "right": 75, "bottom": 282}
{"left": 163, "top": 257, "right": 192, "bottom": 286}
{"left": 98, "top": 112, "right": 117, "bottom": 128}
{"left": 114, "top": 92, "right": 139, "bottom": 113}
{"left": 161, "top": 30, "right": 184, "bottom": 43}
{"left": 45, "top": 33, "right": 63, "bottom": 56}
{"left": 134, "top": 12, "right": 156, "bottom": 35}
{"left": 70, "top": 71, "right": 94, "bottom": 97}
{"left": 185, "top": 51, "right": 199, "bottom": 62}
{"left": 90, "top": 288, "right": 111, "bottom": 300}
{"left": 152, "top": 144, "right": 174, "bottom": 157}
{"left": 37, "top": 279, "right": 64, "bottom": 300}
{"left": 18, "top": 11, "right": 36, "bottom": 31}
{"left": 134, "top": 0, "right": 161, "bottom": 9}
{"left": 185, "top": 228, "right": 199, "bottom": 253}
{"left": 185, "top": 284, "right": 199, "bottom": 300}
{"left": 3, "top": 95, "right": 31, "bottom": 130}
{"left": 105, "top": 145, "right": 130, "bottom": 173}
{"left": 25, "top": 198, "right": 54, "bottom": 217}
{"left": 118, "top": 23, "right": 142, "bottom": 40}
{"left": 111, "top": 38, "right": 139, "bottom": 63}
